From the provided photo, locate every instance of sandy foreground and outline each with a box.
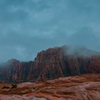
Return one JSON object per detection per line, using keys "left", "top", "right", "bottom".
{"left": 0, "top": 74, "right": 100, "bottom": 100}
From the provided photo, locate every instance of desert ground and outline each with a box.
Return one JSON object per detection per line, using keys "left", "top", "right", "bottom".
{"left": 0, "top": 74, "right": 100, "bottom": 100}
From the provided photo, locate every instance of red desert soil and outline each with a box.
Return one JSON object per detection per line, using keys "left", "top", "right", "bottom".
{"left": 0, "top": 74, "right": 100, "bottom": 100}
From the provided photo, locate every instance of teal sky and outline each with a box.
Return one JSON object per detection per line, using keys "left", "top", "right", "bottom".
{"left": 0, "top": 0, "right": 100, "bottom": 62}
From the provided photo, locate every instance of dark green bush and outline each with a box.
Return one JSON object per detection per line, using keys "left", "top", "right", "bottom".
{"left": 11, "top": 84, "right": 17, "bottom": 88}
{"left": 2, "top": 86, "right": 10, "bottom": 89}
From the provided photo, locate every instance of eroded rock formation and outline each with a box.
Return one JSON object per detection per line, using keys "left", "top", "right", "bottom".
{"left": 0, "top": 74, "right": 100, "bottom": 100}
{"left": 0, "top": 46, "right": 100, "bottom": 82}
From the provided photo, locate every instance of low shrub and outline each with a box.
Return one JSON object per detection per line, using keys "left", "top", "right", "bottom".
{"left": 11, "top": 84, "right": 17, "bottom": 88}
{"left": 2, "top": 86, "right": 10, "bottom": 89}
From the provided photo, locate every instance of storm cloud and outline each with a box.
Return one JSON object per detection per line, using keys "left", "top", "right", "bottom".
{"left": 0, "top": 0, "right": 100, "bottom": 62}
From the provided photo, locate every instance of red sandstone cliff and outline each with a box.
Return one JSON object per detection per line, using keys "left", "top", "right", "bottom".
{"left": 0, "top": 46, "right": 100, "bottom": 82}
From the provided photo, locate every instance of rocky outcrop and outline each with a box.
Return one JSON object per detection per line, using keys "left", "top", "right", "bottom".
{"left": 33, "top": 46, "right": 66, "bottom": 81}
{"left": 32, "top": 46, "right": 100, "bottom": 81}
{"left": 0, "top": 74, "right": 100, "bottom": 100}
{"left": 0, "top": 59, "right": 34, "bottom": 82}
{"left": 0, "top": 46, "right": 100, "bottom": 82}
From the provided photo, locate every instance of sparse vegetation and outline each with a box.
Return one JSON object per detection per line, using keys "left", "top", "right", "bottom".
{"left": 2, "top": 86, "right": 10, "bottom": 89}
{"left": 28, "top": 89, "right": 32, "bottom": 92}
{"left": 11, "top": 84, "right": 17, "bottom": 88}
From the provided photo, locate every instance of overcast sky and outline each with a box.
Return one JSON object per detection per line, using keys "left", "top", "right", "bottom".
{"left": 0, "top": 0, "right": 100, "bottom": 63}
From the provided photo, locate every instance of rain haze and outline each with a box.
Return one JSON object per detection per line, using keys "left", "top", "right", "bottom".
{"left": 0, "top": 0, "right": 100, "bottom": 63}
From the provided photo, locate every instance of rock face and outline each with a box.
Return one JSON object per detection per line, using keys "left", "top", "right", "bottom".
{"left": 32, "top": 46, "right": 100, "bottom": 81}
{"left": 0, "top": 59, "right": 34, "bottom": 82}
{"left": 33, "top": 47, "right": 66, "bottom": 81}
{"left": 0, "top": 74, "right": 100, "bottom": 100}
{"left": 0, "top": 46, "right": 100, "bottom": 82}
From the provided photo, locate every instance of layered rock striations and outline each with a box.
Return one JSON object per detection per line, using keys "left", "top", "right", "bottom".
{"left": 0, "top": 59, "right": 34, "bottom": 82}
{"left": 0, "top": 46, "right": 100, "bottom": 82}
{"left": 0, "top": 74, "right": 100, "bottom": 100}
